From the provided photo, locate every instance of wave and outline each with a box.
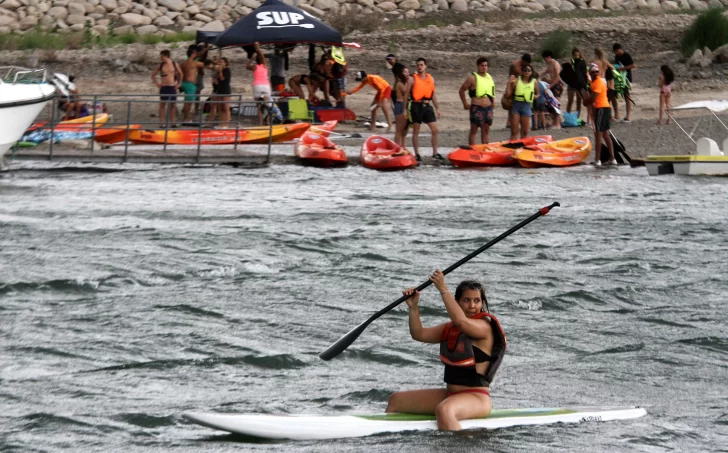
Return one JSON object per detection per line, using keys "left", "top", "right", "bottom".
{"left": 153, "top": 304, "right": 225, "bottom": 319}
{"left": 677, "top": 336, "right": 728, "bottom": 354}
{"left": 87, "top": 353, "right": 307, "bottom": 373}
{"left": 0, "top": 278, "right": 101, "bottom": 295}
{"left": 115, "top": 413, "right": 176, "bottom": 428}
{"left": 340, "top": 388, "right": 392, "bottom": 403}
{"left": 587, "top": 343, "right": 645, "bottom": 356}
{"left": 337, "top": 349, "right": 419, "bottom": 366}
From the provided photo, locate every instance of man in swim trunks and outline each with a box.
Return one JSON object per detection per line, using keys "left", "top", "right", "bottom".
{"left": 181, "top": 45, "right": 205, "bottom": 123}
{"left": 347, "top": 71, "right": 393, "bottom": 132}
{"left": 459, "top": 57, "right": 495, "bottom": 145}
{"left": 584, "top": 63, "right": 615, "bottom": 166}
{"left": 152, "top": 49, "right": 182, "bottom": 127}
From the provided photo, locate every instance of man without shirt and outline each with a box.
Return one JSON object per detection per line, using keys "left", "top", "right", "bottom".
{"left": 152, "top": 49, "right": 183, "bottom": 127}
{"left": 541, "top": 50, "right": 563, "bottom": 128}
{"left": 180, "top": 45, "right": 205, "bottom": 123}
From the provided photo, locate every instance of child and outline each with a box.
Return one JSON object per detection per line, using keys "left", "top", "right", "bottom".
{"left": 657, "top": 65, "right": 674, "bottom": 125}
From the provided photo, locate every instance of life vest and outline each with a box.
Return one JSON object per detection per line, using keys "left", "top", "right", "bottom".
{"left": 330, "top": 46, "right": 346, "bottom": 65}
{"left": 514, "top": 77, "right": 536, "bottom": 105}
{"left": 440, "top": 312, "right": 507, "bottom": 385}
{"left": 412, "top": 73, "right": 435, "bottom": 101}
{"left": 472, "top": 72, "right": 495, "bottom": 99}
{"left": 612, "top": 66, "right": 628, "bottom": 94}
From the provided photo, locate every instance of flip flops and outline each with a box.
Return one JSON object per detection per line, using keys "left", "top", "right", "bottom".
{"left": 432, "top": 153, "right": 444, "bottom": 160}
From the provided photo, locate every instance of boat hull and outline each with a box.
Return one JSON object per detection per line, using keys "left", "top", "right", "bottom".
{"left": 646, "top": 155, "right": 728, "bottom": 176}
{"left": 449, "top": 135, "right": 554, "bottom": 167}
{"left": 0, "top": 82, "right": 56, "bottom": 167}
{"left": 361, "top": 136, "right": 418, "bottom": 171}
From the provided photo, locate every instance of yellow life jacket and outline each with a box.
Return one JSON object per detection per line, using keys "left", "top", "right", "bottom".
{"left": 514, "top": 77, "right": 536, "bottom": 105}
{"left": 473, "top": 72, "right": 495, "bottom": 99}
{"left": 330, "top": 46, "right": 346, "bottom": 65}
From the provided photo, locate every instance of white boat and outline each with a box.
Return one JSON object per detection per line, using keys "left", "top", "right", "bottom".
{"left": 183, "top": 406, "right": 648, "bottom": 440}
{"left": 646, "top": 100, "right": 728, "bottom": 176}
{"left": 0, "top": 66, "right": 57, "bottom": 170}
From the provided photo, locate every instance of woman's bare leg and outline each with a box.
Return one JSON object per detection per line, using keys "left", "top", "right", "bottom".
{"left": 386, "top": 388, "right": 448, "bottom": 414}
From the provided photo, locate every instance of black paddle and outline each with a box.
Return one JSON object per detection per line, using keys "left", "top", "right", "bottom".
{"left": 319, "top": 202, "right": 561, "bottom": 361}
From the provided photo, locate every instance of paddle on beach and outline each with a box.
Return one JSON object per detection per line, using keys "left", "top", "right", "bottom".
{"left": 319, "top": 202, "right": 561, "bottom": 361}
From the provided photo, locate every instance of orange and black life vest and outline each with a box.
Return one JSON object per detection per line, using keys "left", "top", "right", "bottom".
{"left": 440, "top": 312, "right": 507, "bottom": 386}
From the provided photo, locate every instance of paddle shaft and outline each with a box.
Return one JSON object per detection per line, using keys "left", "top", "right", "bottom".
{"left": 319, "top": 202, "right": 560, "bottom": 361}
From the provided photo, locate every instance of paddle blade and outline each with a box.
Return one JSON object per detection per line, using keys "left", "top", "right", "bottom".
{"left": 560, "top": 63, "right": 586, "bottom": 91}
{"left": 319, "top": 321, "right": 369, "bottom": 361}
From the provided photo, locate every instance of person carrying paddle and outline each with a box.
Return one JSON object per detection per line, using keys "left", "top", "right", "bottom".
{"left": 459, "top": 57, "right": 495, "bottom": 145}
{"left": 386, "top": 270, "right": 506, "bottom": 431}
{"left": 347, "top": 71, "right": 393, "bottom": 133}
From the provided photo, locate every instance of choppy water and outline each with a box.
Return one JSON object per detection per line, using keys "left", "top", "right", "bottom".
{"left": 1, "top": 159, "right": 727, "bottom": 452}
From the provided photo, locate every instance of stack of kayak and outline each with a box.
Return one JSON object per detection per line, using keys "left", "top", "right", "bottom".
{"left": 294, "top": 121, "right": 348, "bottom": 167}
{"left": 361, "top": 136, "right": 418, "bottom": 171}
{"left": 449, "top": 136, "right": 591, "bottom": 168}
{"left": 449, "top": 136, "right": 554, "bottom": 167}
{"left": 22, "top": 113, "right": 111, "bottom": 143}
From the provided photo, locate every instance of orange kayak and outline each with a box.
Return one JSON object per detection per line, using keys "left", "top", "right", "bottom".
{"left": 360, "top": 136, "right": 418, "bottom": 171}
{"left": 94, "top": 125, "right": 142, "bottom": 144}
{"left": 126, "top": 123, "right": 311, "bottom": 145}
{"left": 514, "top": 136, "right": 592, "bottom": 167}
{"left": 448, "top": 135, "right": 554, "bottom": 167}
{"left": 295, "top": 132, "right": 348, "bottom": 167}
{"left": 308, "top": 121, "right": 338, "bottom": 138}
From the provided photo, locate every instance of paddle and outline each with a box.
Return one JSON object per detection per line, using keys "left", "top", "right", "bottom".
{"left": 560, "top": 62, "right": 588, "bottom": 92}
{"left": 319, "top": 202, "right": 561, "bottom": 361}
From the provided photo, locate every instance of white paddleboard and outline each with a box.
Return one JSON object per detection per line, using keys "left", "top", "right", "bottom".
{"left": 183, "top": 406, "right": 647, "bottom": 440}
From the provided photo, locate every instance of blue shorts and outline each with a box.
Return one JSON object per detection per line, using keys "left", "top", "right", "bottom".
{"left": 394, "top": 101, "right": 404, "bottom": 116}
{"left": 512, "top": 100, "right": 532, "bottom": 117}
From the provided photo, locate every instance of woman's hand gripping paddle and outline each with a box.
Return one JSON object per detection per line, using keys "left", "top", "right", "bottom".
{"left": 319, "top": 202, "right": 561, "bottom": 361}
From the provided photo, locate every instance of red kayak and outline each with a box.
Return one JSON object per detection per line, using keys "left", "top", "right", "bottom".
{"left": 448, "top": 135, "right": 554, "bottom": 167}
{"left": 360, "top": 136, "right": 418, "bottom": 171}
{"left": 294, "top": 132, "right": 348, "bottom": 167}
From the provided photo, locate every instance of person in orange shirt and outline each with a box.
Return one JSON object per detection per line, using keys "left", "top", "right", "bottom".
{"left": 584, "top": 63, "right": 615, "bottom": 166}
{"left": 347, "top": 71, "right": 393, "bottom": 132}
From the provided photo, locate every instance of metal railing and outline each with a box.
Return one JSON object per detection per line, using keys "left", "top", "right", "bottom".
{"left": 30, "top": 93, "right": 290, "bottom": 165}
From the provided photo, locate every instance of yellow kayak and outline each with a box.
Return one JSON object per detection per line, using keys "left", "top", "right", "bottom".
{"left": 514, "top": 137, "right": 591, "bottom": 168}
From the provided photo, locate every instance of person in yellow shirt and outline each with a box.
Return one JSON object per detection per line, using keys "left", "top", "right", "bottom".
{"left": 584, "top": 63, "right": 615, "bottom": 166}
{"left": 347, "top": 71, "right": 393, "bottom": 132}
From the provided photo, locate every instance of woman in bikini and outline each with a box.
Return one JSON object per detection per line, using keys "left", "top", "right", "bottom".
{"left": 393, "top": 65, "right": 410, "bottom": 147}
{"left": 386, "top": 270, "right": 507, "bottom": 431}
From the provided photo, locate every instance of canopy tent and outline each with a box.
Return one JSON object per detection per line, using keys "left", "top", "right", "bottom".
{"left": 213, "top": 0, "right": 343, "bottom": 48}
{"left": 671, "top": 100, "right": 728, "bottom": 113}
{"left": 195, "top": 30, "right": 221, "bottom": 45}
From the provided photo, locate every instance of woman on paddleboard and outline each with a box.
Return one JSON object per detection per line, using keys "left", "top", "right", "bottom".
{"left": 386, "top": 270, "right": 506, "bottom": 430}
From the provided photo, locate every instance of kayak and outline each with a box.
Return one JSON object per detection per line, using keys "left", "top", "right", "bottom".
{"left": 514, "top": 136, "right": 592, "bottom": 168}
{"left": 184, "top": 406, "right": 647, "bottom": 440}
{"left": 295, "top": 132, "right": 348, "bottom": 167}
{"left": 360, "top": 135, "right": 418, "bottom": 171}
{"left": 448, "top": 135, "right": 554, "bottom": 167}
{"left": 126, "top": 123, "right": 311, "bottom": 145}
{"left": 94, "top": 125, "right": 142, "bottom": 144}
{"left": 27, "top": 113, "right": 111, "bottom": 132}
{"left": 309, "top": 120, "right": 338, "bottom": 138}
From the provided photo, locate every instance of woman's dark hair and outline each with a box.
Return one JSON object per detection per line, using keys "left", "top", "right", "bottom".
{"left": 454, "top": 280, "right": 490, "bottom": 313}
{"left": 572, "top": 47, "right": 582, "bottom": 59}
{"left": 394, "top": 64, "right": 408, "bottom": 84}
{"left": 256, "top": 52, "right": 264, "bottom": 64}
{"left": 661, "top": 65, "right": 675, "bottom": 85}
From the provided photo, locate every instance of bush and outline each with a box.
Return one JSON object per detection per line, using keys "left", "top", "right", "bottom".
{"left": 326, "top": 10, "right": 380, "bottom": 35}
{"left": 540, "top": 28, "right": 572, "bottom": 60}
{"left": 680, "top": 8, "right": 728, "bottom": 57}
{"left": 119, "top": 33, "right": 138, "bottom": 44}
{"left": 141, "top": 34, "right": 162, "bottom": 45}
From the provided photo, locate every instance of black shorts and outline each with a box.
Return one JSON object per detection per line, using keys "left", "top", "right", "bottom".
{"left": 160, "top": 85, "right": 177, "bottom": 102}
{"left": 410, "top": 102, "right": 436, "bottom": 124}
{"left": 594, "top": 107, "right": 611, "bottom": 132}
{"left": 271, "top": 75, "right": 285, "bottom": 87}
{"left": 469, "top": 104, "right": 493, "bottom": 126}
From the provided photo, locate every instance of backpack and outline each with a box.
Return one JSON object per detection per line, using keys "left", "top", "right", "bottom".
{"left": 563, "top": 111, "right": 580, "bottom": 127}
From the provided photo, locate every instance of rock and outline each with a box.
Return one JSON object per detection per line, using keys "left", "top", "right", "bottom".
{"left": 688, "top": 0, "right": 708, "bottom": 8}
{"left": 100, "top": 0, "right": 117, "bottom": 10}
{"left": 298, "top": 3, "right": 324, "bottom": 15}
{"left": 112, "top": 24, "right": 133, "bottom": 34}
{"left": 136, "top": 24, "right": 158, "bottom": 34}
{"left": 437, "top": 0, "right": 448, "bottom": 9}
{"left": 589, "top": 0, "right": 603, "bottom": 8}
{"left": 604, "top": 0, "right": 619, "bottom": 8}
{"left": 69, "top": 23, "right": 85, "bottom": 31}
{"left": 47, "top": 5, "right": 69, "bottom": 19}
{"left": 2, "top": 0, "right": 22, "bottom": 9}
{"left": 399, "top": 0, "right": 420, "bottom": 8}
{"left": 526, "top": 1, "right": 545, "bottom": 9}
{"left": 377, "top": 1, "right": 396, "bottom": 10}
{"left": 66, "top": 14, "right": 90, "bottom": 25}
{"left": 199, "top": 18, "right": 224, "bottom": 30}
{"left": 312, "top": 0, "right": 335, "bottom": 9}
{"left": 120, "top": 12, "right": 151, "bottom": 25}
{"left": 153, "top": 15, "right": 174, "bottom": 26}
{"left": 186, "top": 5, "right": 199, "bottom": 13}
{"left": 241, "top": 0, "right": 258, "bottom": 7}
{"left": 194, "top": 12, "right": 212, "bottom": 22}
{"left": 710, "top": 43, "right": 728, "bottom": 63}
{"left": 560, "top": 0, "right": 576, "bottom": 9}
{"left": 19, "top": 15, "right": 38, "bottom": 29}
{"left": 451, "top": 0, "right": 468, "bottom": 10}
{"left": 92, "top": 24, "right": 107, "bottom": 34}
{"left": 357, "top": 0, "right": 374, "bottom": 5}
{"left": 158, "top": 0, "right": 185, "bottom": 10}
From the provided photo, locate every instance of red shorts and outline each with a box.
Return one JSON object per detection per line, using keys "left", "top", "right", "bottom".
{"left": 447, "top": 388, "right": 491, "bottom": 398}
{"left": 376, "top": 87, "right": 392, "bottom": 102}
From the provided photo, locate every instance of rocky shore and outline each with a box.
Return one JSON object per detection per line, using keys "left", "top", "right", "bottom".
{"left": 0, "top": 0, "right": 726, "bottom": 37}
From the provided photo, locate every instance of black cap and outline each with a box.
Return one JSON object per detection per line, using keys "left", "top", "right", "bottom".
{"left": 355, "top": 70, "right": 367, "bottom": 81}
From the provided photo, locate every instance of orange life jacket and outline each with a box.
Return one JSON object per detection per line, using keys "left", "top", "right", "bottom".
{"left": 411, "top": 73, "right": 435, "bottom": 101}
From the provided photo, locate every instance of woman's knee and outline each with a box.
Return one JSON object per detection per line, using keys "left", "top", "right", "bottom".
{"left": 385, "top": 392, "right": 402, "bottom": 413}
{"left": 434, "top": 401, "right": 455, "bottom": 422}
